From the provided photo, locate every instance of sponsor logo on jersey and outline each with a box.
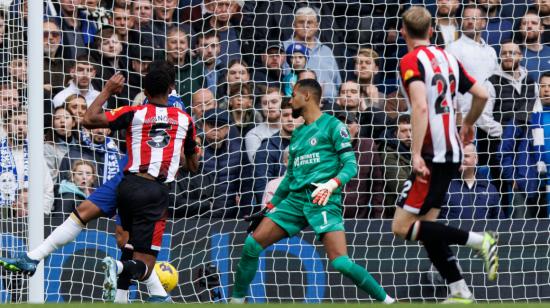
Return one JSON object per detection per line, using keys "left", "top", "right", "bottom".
{"left": 109, "top": 107, "right": 124, "bottom": 116}
{"left": 404, "top": 69, "right": 414, "bottom": 81}
{"left": 340, "top": 127, "right": 349, "bottom": 139}
{"left": 309, "top": 137, "right": 317, "bottom": 146}
{"left": 293, "top": 152, "right": 321, "bottom": 167}
{"left": 341, "top": 142, "right": 351, "bottom": 148}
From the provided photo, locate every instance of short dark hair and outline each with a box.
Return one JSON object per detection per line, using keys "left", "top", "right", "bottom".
{"left": 281, "top": 96, "right": 292, "bottom": 109}
{"left": 397, "top": 114, "right": 411, "bottom": 125}
{"left": 540, "top": 71, "right": 550, "bottom": 82}
{"left": 197, "top": 29, "right": 220, "bottom": 45}
{"left": 295, "top": 78, "right": 322, "bottom": 101}
{"left": 462, "top": 4, "right": 487, "bottom": 17}
{"left": 297, "top": 69, "right": 317, "bottom": 80}
{"left": 149, "top": 60, "right": 176, "bottom": 85}
{"left": 143, "top": 67, "right": 172, "bottom": 97}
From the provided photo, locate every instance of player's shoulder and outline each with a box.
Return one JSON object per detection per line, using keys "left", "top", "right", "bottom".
{"left": 321, "top": 113, "right": 346, "bottom": 133}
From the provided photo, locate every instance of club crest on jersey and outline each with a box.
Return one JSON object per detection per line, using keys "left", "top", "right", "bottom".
{"left": 340, "top": 127, "right": 349, "bottom": 139}
{"left": 404, "top": 69, "right": 414, "bottom": 81}
{"left": 309, "top": 137, "right": 317, "bottom": 146}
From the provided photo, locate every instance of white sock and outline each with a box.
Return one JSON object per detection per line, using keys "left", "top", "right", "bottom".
{"left": 230, "top": 297, "right": 245, "bottom": 304}
{"left": 114, "top": 289, "right": 129, "bottom": 303}
{"left": 27, "top": 215, "right": 84, "bottom": 261}
{"left": 448, "top": 279, "right": 472, "bottom": 298}
{"left": 383, "top": 294, "right": 395, "bottom": 304}
{"left": 466, "top": 232, "right": 484, "bottom": 250}
{"left": 144, "top": 270, "right": 168, "bottom": 297}
{"left": 116, "top": 260, "right": 123, "bottom": 275}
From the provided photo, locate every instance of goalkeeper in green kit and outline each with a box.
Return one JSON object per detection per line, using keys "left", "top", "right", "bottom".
{"left": 230, "top": 79, "right": 395, "bottom": 304}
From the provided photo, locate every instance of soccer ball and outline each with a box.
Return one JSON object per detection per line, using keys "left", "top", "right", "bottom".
{"left": 154, "top": 261, "right": 179, "bottom": 292}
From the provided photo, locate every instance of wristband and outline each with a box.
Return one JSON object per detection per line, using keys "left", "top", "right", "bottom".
{"left": 265, "top": 202, "right": 274, "bottom": 210}
{"left": 331, "top": 177, "right": 342, "bottom": 187}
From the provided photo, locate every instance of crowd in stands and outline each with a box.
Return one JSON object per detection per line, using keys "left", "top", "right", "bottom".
{"left": 1, "top": 0, "right": 550, "bottom": 220}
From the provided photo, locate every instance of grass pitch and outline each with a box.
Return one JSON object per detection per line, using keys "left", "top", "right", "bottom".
{"left": 3, "top": 303, "right": 549, "bottom": 307}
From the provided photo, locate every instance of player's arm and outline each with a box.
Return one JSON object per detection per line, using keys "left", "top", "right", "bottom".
{"left": 181, "top": 120, "right": 200, "bottom": 173}
{"left": 457, "top": 61, "right": 488, "bottom": 145}
{"left": 82, "top": 73, "right": 126, "bottom": 129}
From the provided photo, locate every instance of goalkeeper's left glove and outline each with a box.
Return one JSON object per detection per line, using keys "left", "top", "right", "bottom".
{"left": 244, "top": 202, "right": 274, "bottom": 233}
{"left": 311, "top": 178, "right": 341, "bottom": 206}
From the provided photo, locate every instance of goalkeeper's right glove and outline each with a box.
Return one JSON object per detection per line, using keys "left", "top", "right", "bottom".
{"left": 244, "top": 202, "right": 274, "bottom": 233}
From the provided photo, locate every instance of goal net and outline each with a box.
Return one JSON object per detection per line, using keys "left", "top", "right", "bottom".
{"left": 1, "top": 0, "right": 549, "bottom": 303}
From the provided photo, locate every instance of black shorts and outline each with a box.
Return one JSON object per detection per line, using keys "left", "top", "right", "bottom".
{"left": 117, "top": 174, "right": 170, "bottom": 256}
{"left": 397, "top": 162, "right": 460, "bottom": 216}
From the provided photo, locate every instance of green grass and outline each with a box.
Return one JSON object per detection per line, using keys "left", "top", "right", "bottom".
{"left": 3, "top": 303, "right": 550, "bottom": 307}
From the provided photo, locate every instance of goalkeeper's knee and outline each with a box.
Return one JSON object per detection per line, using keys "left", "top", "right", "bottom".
{"left": 242, "top": 235, "right": 264, "bottom": 258}
{"left": 331, "top": 255, "right": 354, "bottom": 273}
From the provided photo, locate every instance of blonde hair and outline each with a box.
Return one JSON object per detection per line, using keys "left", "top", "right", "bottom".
{"left": 70, "top": 160, "right": 97, "bottom": 186}
{"left": 356, "top": 48, "right": 379, "bottom": 62}
{"left": 402, "top": 6, "right": 432, "bottom": 40}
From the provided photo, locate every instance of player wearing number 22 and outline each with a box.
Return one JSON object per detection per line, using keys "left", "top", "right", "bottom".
{"left": 392, "top": 7, "right": 498, "bottom": 304}
{"left": 82, "top": 68, "right": 199, "bottom": 302}
{"left": 231, "top": 79, "right": 395, "bottom": 304}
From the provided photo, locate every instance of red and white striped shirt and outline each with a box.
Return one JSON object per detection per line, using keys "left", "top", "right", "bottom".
{"left": 105, "top": 104, "right": 196, "bottom": 183}
{"left": 399, "top": 45, "right": 476, "bottom": 164}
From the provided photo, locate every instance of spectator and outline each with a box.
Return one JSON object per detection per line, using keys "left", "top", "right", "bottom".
{"left": 54, "top": 160, "right": 97, "bottom": 215}
{"left": 335, "top": 80, "right": 391, "bottom": 140}
{"left": 151, "top": 0, "right": 191, "bottom": 50}
{"left": 261, "top": 147, "right": 289, "bottom": 205}
{"left": 55, "top": 0, "right": 96, "bottom": 60}
{"left": 477, "top": 0, "right": 513, "bottom": 53}
{"left": 0, "top": 85, "right": 21, "bottom": 115}
{"left": 165, "top": 26, "right": 203, "bottom": 107}
{"left": 217, "top": 58, "right": 252, "bottom": 101}
{"left": 381, "top": 114, "right": 412, "bottom": 215}
{"left": 44, "top": 106, "right": 78, "bottom": 182}
{"left": 228, "top": 83, "right": 260, "bottom": 137}
{"left": 44, "top": 20, "right": 66, "bottom": 98}
{"left": 244, "top": 87, "right": 282, "bottom": 163}
{"left": 353, "top": 48, "right": 384, "bottom": 108}
{"left": 53, "top": 55, "right": 100, "bottom": 108}
{"left": 282, "top": 42, "right": 309, "bottom": 96}
{"left": 433, "top": 0, "right": 460, "bottom": 46}
{"left": 253, "top": 99, "right": 303, "bottom": 203}
{"left": 440, "top": 144, "right": 502, "bottom": 219}
{"left": 537, "top": 72, "right": 550, "bottom": 213}
{"left": 0, "top": 108, "right": 54, "bottom": 214}
{"left": 132, "top": 0, "right": 153, "bottom": 30}
{"left": 196, "top": 30, "right": 222, "bottom": 96}
{"left": 191, "top": 88, "right": 217, "bottom": 124}
{"left": 0, "top": 10, "right": 9, "bottom": 79}
{"left": 200, "top": 109, "right": 253, "bottom": 218}
{"left": 11, "top": 189, "right": 27, "bottom": 218}
{"left": 58, "top": 128, "right": 121, "bottom": 185}
{"left": 534, "top": 0, "right": 550, "bottom": 44}
{"left": 82, "top": 0, "right": 111, "bottom": 31}
{"left": 126, "top": 46, "right": 153, "bottom": 101}
{"left": 64, "top": 94, "right": 87, "bottom": 129}
{"left": 253, "top": 41, "right": 287, "bottom": 90}
{"left": 283, "top": 7, "right": 341, "bottom": 102}
{"left": 198, "top": 0, "right": 242, "bottom": 70}
{"left": 447, "top": 4, "right": 498, "bottom": 116}
{"left": 334, "top": 112, "right": 384, "bottom": 218}
{"left": 481, "top": 40, "right": 538, "bottom": 192}
{"left": 8, "top": 55, "right": 27, "bottom": 91}
{"left": 298, "top": 69, "right": 317, "bottom": 81}
{"left": 112, "top": 5, "right": 136, "bottom": 54}
{"left": 518, "top": 8, "right": 550, "bottom": 83}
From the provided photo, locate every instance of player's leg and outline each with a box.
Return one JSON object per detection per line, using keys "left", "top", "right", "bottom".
{"left": 231, "top": 217, "right": 288, "bottom": 303}
{"left": 322, "top": 231, "right": 394, "bottom": 304}
{"left": 113, "top": 222, "right": 134, "bottom": 303}
{"left": 0, "top": 200, "right": 103, "bottom": 275}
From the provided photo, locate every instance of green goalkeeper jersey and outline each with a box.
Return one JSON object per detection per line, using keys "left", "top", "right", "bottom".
{"left": 270, "top": 113, "right": 358, "bottom": 206}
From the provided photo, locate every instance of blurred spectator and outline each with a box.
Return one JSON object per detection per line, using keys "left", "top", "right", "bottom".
{"left": 191, "top": 88, "right": 217, "bottom": 124}
{"left": 58, "top": 128, "right": 121, "bottom": 184}
{"left": 82, "top": 0, "right": 111, "bottom": 31}
{"left": 353, "top": 48, "right": 383, "bottom": 108}
{"left": 0, "top": 10, "right": 8, "bottom": 78}
{"left": 534, "top": 0, "right": 550, "bottom": 44}
{"left": 196, "top": 30, "right": 222, "bottom": 96}
{"left": 298, "top": 69, "right": 317, "bottom": 81}
{"left": 282, "top": 42, "right": 309, "bottom": 96}
{"left": 383, "top": 91, "right": 408, "bottom": 121}
{"left": 198, "top": 0, "right": 242, "bottom": 70}
{"left": 261, "top": 147, "right": 289, "bottom": 205}
{"left": 537, "top": 72, "right": 550, "bottom": 213}
{"left": 11, "top": 189, "right": 27, "bottom": 218}
{"left": 43, "top": 20, "right": 66, "bottom": 97}
{"left": 228, "top": 82, "right": 260, "bottom": 137}
{"left": 244, "top": 87, "right": 282, "bottom": 163}
{"left": 477, "top": 0, "right": 513, "bottom": 53}
{"left": 53, "top": 55, "right": 99, "bottom": 108}
{"left": 440, "top": 144, "right": 503, "bottom": 219}
{"left": 127, "top": 46, "right": 153, "bottom": 101}
{"left": 54, "top": 0, "right": 97, "bottom": 60}
{"left": 381, "top": 114, "right": 412, "bottom": 214}
{"left": 253, "top": 99, "right": 303, "bottom": 203}
{"left": 217, "top": 58, "right": 251, "bottom": 101}
{"left": 480, "top": 40, "right": 537, "bottom": 192}
{"left": 200, "top": 109, "right": 253, "bottom": 218}
{"left": 165, "top": 26, "right": 203, "bottom": 107}
{"left": 447, "top": 4, "right": 498, "bottom": 116}
{"left": 8, "top": 55, "right": 27, "bottom": 91}
{"left": 334, "top": 112, "right": 384, "bottom": 218}
{"left": 44, "top": 106, "right": 78, "bottom": 182}
{"left": 433, "top": 0, "right": 460, "bottom": 46}
{"left": 112, "top": 5, "right": 136, "bottom": 53}
{"left": 132, "top": 0, "right": 153, "bottom": 30}
{"left": 335, "top": 80, "right": 390, "bottom": 140}
{"left": 0, "top": 85, "right": 21, "bottom": 115}
{"left": 253, "top": 41, "right": 287, "bottom": 90}
{"left": 151, "top": 0, "right": 183, "bottom": 49}
{"left": 283, "top": 7, "right": 341, "bottom": 102}
{"left": 0, "top": 108, "right": 54, "bottom": 214}
{"left": 54, "top": 160, "right": 97, "bottom": 215}
{"left": 518, "top": 8, "right": 550, "bottom": 83}
{"left": 64, "top": 94, "right": 87, "bottom": 129}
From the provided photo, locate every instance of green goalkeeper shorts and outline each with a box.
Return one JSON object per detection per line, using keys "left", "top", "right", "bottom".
{"left": 266, "top": 191, "right": 345, "bottom": 239}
